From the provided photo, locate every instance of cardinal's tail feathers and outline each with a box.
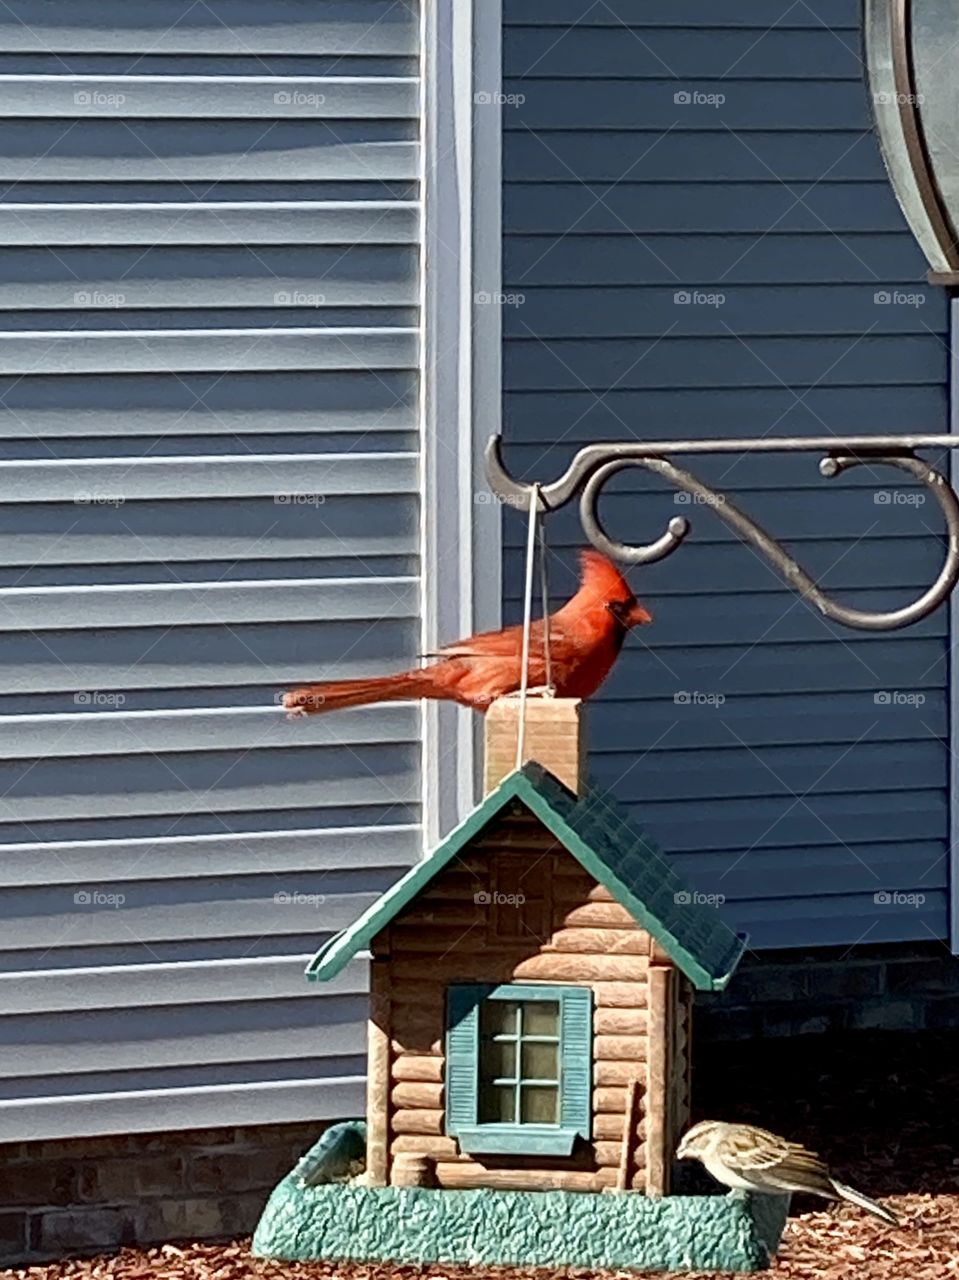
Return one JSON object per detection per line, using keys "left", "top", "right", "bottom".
{"left": 281, "top": 669, "right": 437, "bottom": 716}
{"left": 830, "top": 1179, "right": 900, "bottom": 1227}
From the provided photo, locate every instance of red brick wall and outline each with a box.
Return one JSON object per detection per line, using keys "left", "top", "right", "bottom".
{"left": 0, "top": 1121, "right": 323, "bottom": 1266}
{"left": 696, "top": 942, "right": 959, "bottom": 1039}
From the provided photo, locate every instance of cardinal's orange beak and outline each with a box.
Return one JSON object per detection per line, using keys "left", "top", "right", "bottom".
{"left": 627, "top": 601, "right": 653, "bottom": 627}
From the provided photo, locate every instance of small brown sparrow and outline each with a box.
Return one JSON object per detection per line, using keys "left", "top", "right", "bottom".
{"left": 676, "top": 1121, "right": 899, "bottom": 1226}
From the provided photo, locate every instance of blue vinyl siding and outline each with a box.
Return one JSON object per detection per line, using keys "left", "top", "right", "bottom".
{"left": 501, "top": 2, "right": 950, "bottom": 948}
{"left": 0, "top": 0, "right": 422, "bottom": 1139}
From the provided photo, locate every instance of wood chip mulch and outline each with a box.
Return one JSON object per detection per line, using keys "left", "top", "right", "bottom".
{"left": 5, "top": 1029, "right": 959, "bottom": 1279}
{"left": 4, "top": 1205, "right": 959, "bottom": 1280}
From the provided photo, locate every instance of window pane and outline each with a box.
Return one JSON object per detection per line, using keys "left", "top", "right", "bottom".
{"left": 523, "top": 1001, "right": 559, "bottom": 1036}
{"left": 521, "top": 1040, "right": 558, "bottom": 1081}
{"left": 472, "top": 993, "right": 572, "bottom": 1132}
{"left": 520, "top": 1085, "right": 559, "bottom": 1124}
{"left": 481, "top": 1036, "right": 516, "bottom": 1081}
{"left": 483, "top": 1000, "right": 519, "bottom": 1036}
{"left": 479, "top": 1083, "right": 516, "bottom": 1123}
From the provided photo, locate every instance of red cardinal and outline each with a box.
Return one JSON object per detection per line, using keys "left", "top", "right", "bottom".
{"left": 282, "top": 549, "right": 651, "bottom": 716}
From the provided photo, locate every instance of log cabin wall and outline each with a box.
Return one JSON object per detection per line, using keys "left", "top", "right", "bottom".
{"left": 643, "top": 958, "right": 692, "bottom": 1195}
{"left": 369, "top": 810, "right": 690, "bottom": 1192}
{"left": 675, "top": 976, "right": 694, "bottom": 1141}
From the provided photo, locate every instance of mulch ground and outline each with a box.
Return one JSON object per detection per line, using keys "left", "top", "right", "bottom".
{"left": 5, "top": 1029, "right": 959, "bottom": 1279}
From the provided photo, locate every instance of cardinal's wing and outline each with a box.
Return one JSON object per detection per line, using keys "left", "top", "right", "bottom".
{"left": 425, "top": 619, "right": 561, "bottom": 660}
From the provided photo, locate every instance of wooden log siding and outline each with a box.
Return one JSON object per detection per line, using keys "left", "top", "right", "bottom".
{"left": 366, "top": 956, "right": 392, "bottom": 1188}
{"left": 373, "top": 828, "right": 675, "bottom": 1192}
{"left": 643, "top": 965, "right": 674, "bottom": 1196}
{"left": 593, "top": 981, "right": 648, "bottom": 1008}
{"left": 595, "top": 1008, "right": 646, "bottom": 1034}
{"left": 617, "top": 1078, "right": 643, "bottom": 1192}
{"left": 675, "top": 978, "right": 694, "bottom": 1139}
{"left": 391, "top": 1056, "right": 444, "bottom": 1082}
{"left": 546, "top": 928, "right": 649, "bottom": 954}
{"left": 434, "top": 1165, "right": 621, "bottom": 1192}
{"left": 595, "top": 1035, "right": 647, "bottom": 1060}
{"left": 392, "top": 1135, "right": 460, "bottom": 1159}
{"left": 596, "top": 1060, "right": 647, "bottom": 1085}
{"left": 594, "top": 1086, "right": 628, "bottom": 1112}
{"left": 391, "top": 1082, "right": 443, "bottom": 1110}
{"left": 392, "top": 1108, "right": 445, "bottom": 1135}
{"left": 594, "top": 1112, "right": 648, "bottom": 1140}
{"left": 391, "top": 1003, "right": 444, "bottom": 1044}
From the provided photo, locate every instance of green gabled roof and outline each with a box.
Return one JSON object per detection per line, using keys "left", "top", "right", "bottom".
{"left": 307, "top": 762, "right": 746, "bottom": 992}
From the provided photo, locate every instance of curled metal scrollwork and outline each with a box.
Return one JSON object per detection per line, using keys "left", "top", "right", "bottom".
{"left": 484, "top": 434, "right": 959, "bottom": 632}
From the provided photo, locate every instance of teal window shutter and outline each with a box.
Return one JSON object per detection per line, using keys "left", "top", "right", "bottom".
{"left": 445, "top": 982, "right": 593, "bottom": 1156}
{"left": 445, "top": 984, "right": 484, "bottom": 1134}
{"left": 559, "top": 986, "right": 592, "bottom": 1139}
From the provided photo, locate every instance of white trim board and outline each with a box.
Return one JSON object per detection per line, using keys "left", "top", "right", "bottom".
{"left": 421, "top": 0, "right": 503, "bottom": 845}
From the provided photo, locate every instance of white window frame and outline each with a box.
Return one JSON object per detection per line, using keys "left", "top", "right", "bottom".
{"left": 421, "top": 0, "right": 503, "bottom": 844}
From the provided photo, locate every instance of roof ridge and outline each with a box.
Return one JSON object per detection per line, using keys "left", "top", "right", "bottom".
{"left": 306, "top": 762, "right": 745, "bottom": 992}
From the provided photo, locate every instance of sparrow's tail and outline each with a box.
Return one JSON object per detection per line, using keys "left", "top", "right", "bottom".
{"left": 830, "top": 1179, "right": 900, "bottom": 1227}
{"left": 282, "top": 669, "right": 438, "bottom": 716}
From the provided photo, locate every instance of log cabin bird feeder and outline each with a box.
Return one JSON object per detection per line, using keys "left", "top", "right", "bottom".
{"left": 254, "top": 700, "right": 790, "bottom": 1273}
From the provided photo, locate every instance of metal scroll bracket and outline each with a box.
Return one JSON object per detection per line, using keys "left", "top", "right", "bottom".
{"left": 484, "top": 433, "right": 959, "bottom": 632}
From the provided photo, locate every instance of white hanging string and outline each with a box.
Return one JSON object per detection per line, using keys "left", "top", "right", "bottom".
{"left": 538, "top": 516, "right": 553, "bottom": 695}
{"left": 515, "top": 485, "right": 541, "bottom": 769}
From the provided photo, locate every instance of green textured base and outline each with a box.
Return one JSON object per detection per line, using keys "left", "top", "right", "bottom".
{"left": 253, "top": 1176, "right": 789, "bottom": 1273}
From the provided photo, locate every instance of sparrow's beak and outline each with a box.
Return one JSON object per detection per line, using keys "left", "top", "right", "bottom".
{"left": 675, "top": 1136, "right": 690, "bottom": 1160}
{"left": 626, "top": 601, "right": 653, "bottom": 628}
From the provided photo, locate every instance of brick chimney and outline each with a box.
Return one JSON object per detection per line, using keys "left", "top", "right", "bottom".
{"left": 483, "top": 697, "right": 586, "bottom": 796}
